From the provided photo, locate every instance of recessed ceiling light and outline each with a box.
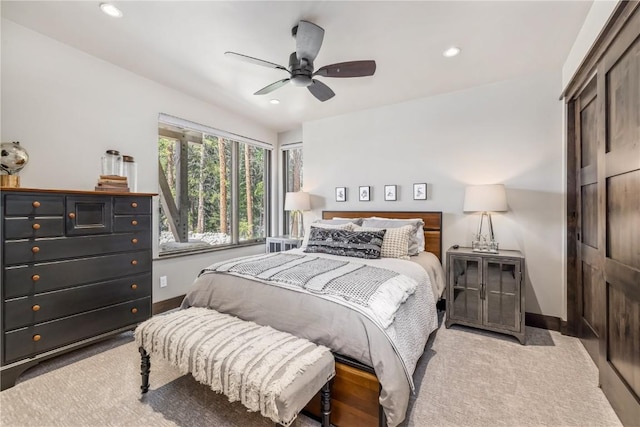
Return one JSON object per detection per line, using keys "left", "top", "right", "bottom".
{"left": 269, "top": 99, "right": 280, "bottom": 105}
{"left": 100, "top": 3, "right": 123, "bottom": 18}
{"left": 443, "top": 47, "right": 461, "bottom": 58}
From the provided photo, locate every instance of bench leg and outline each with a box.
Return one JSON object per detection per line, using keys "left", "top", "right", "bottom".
{"left": 321, "top": 380, "right": 331, "bottom": 427}
{"left": 139, "top": 347, "right": 150, "bottom": 394}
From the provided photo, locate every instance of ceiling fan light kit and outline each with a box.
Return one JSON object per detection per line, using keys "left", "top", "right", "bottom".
{"left": 225, "top": 20, "right": 376, "bottom": 102}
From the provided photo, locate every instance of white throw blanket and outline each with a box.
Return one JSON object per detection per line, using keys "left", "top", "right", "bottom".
{"left": 203, "top": 252, "right": 418, "bottom": 328}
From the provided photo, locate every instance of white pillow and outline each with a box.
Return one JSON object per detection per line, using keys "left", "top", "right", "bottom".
{"left": 354, "top": 224, "right": 414, "bottom": 260}
{"left": 332, "top": 217, "right": 364, "bottom": 226}
{"left": 301, "top": 222, "right": 357, "bottom": 249}
{"left": 363, "top": 218, "right": 425, "bottom": 255}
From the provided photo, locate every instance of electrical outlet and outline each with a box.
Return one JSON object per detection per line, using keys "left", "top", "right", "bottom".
{"left": 159, "top": 276, "right": 167, "bottom": 288}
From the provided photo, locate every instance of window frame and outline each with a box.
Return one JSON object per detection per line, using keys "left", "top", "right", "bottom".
{"left": 158, "top": 115, "right": 271, "bottom": 257}
{"left": 281, "top": 143, "right": 303, "bottom": 235}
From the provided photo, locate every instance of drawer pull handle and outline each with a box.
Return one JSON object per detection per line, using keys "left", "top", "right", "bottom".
{"left": 131, "top": 284, "right": 138, "bottom": 290}
{"left": 68, "top": 212, "right": 76, "bottom": 219}
{"left": 131, "top": 260, "right": 138, "bottom": 265}
{"left": 32, "top": 246, "right": 40, "bottom": 254}
{"left": 32, "top": 274, "right": 40, "bottom": 281}
{"left": 131, "top": 202, "right": 138, "bottom": 208}
{"left": 32, "top": 304, "right": 41, "bottom": 312}
{"left": 131, "top": 220, "right": 138, "bottom": 226}
{"left": 33, "top": 334, "right": 41, "bottom": 342}
{"left": 131, "top": 238, "right": 138, "bottom": 244}
{"left": 32, "top": 201, "right": 41, "bottom": 208}
{"left": 32, "top": 223, "right": 41, "bottom": 230}
{"left": 131, "top": 308, "right": 138, "bottom": 314}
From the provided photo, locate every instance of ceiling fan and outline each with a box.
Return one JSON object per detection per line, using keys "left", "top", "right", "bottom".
{"left": 225, "top": 20, "right": 376, "bottom": 102}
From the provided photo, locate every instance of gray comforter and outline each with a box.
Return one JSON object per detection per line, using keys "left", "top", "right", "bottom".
{"left": 181, "top": 249, "right": 442, "bottom": 426}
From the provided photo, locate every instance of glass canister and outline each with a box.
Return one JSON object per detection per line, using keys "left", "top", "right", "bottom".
{"left": 101, "top": 149, "right": 123, "bottom": 176}
{"left": 122, "top": 155, "right": 138, "bottom": 192}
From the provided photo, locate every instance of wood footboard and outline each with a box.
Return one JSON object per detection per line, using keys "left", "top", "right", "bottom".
{"left": 304, "top": 356, "right": 386, "bottom": 427}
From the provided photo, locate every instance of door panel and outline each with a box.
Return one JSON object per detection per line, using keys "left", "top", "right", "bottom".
{"left": 598, "top": 14, "right": 640, "bottom": 425}
{"left": 449, "top": 257, "right": 482, "bottom": 324}
{"left": 484, "top": 260, "right": 520, "bottom": 331}
{"left": 576, "top": 76, "right": 603, "bottom": 366}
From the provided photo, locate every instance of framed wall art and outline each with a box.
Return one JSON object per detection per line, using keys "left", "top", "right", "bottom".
{"left": 335, "top": 187, "right": 346, "bottom": 202}
{"left": 384, "top": 185, "right": 397, "bottom": 201}
{"left": 413, "top": 183, "right": 427, "bottom": 200}
{"left": 359, "top": 186, "right": 371, "bottom": 201}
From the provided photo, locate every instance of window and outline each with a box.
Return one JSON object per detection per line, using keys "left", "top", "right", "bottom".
{"left": 282, "top": 145, "right": 303, "bottom": 234}
{"left": 158, "top": 115, "right": 271, "bottom": 255}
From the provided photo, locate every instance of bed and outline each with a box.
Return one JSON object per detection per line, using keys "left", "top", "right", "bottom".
{"left": 181, "top": 211, "right": 444, "bottom": 426}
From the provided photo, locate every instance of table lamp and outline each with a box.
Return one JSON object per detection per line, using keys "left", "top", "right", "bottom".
{"left": 284, "top": 191, "right": 310, "bottom": 238}
{"left": 463, "top": 184, "right": 507, "bottom": 253}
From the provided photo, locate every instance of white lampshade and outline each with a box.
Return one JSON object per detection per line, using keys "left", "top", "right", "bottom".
{"left": 463, "top": 184, "right": 508, "bottom": 212}
{"left": 284, "top": 191, "right": 310, "bottom": 211}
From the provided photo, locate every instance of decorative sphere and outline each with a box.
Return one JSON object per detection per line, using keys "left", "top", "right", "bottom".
{"left": 0, "top": 142, "right": 29, "bottom": 175}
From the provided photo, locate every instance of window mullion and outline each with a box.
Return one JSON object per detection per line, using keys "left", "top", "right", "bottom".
{"left": 231, "top": 141, "right": 239, "bottom": 244}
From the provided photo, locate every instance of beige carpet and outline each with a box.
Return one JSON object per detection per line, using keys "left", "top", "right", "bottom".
{"left": 1, "top": 321, "right": 621, "bottom": 427}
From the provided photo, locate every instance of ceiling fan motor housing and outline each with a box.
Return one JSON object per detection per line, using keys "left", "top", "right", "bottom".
{"left": 289, "top": 52, "right": 313, "bottom": 87}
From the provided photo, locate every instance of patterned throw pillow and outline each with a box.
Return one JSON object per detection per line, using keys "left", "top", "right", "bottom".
{"left": 304, "top": 228, "right": 386, "bottom": 259}
{"left": 362, "top": 218, "right": 425, "bottom": 255}
{"left": 354, "top": 224, "right": 414, "bottom": 260}
{"left": 301, "top": 221, "right": 357, "bottom": 249}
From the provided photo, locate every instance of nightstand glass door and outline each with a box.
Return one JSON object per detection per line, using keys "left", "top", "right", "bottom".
{"left": 484, "top": 260, "right": 521, "bottom": 331}
{"left": 449, "top": 257, "right": 482, "bottom": 324}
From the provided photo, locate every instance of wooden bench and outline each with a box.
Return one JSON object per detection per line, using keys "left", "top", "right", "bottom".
{"left": 134, "top": 307, "right": 335, "bottom": 427}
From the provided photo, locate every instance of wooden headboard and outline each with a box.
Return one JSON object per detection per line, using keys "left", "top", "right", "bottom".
{"left": 321, "top": 211, "right": 443, "bottom": 262}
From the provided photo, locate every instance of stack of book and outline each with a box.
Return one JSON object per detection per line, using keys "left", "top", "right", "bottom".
{"left": 95, "top": 175, "right": 129, "bottom": 192}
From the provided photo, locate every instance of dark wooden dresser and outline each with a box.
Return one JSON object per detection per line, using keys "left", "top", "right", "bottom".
{"left": 0, "top": 188, "right": 155, "bottom": 390}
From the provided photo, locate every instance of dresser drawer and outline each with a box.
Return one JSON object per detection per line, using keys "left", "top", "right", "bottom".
{"left": 65, "top": 196, "right": 113, "bottom": 236}
{"left": 114, "top": 197, "right": 151, "bottom": 215}
{"left": 4, "top": 232, "right": 151, "bottom": 265}
{"left": 4, "top": 251, "right": 152, "bottom": 298}
{"left": 114, "top": 215, "right": 151, "bottom": 232}
{"left": 3, "top": 297, "right": 151, "bottom": 364}
{"left": 4, "top": 273, "right": 151, "bottom": 330}
{"left": 4, "top": 195, "right": 64, "bottom": 217}
{"left": 3, "top": 217, "right": 65, "bottom": 239}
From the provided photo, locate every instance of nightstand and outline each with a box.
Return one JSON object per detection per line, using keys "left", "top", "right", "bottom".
{"left": 266, "top": 235, "right": 303, "bottom": 253}
{"left": 445, "top": 246, "right": 525, "bottom": 344}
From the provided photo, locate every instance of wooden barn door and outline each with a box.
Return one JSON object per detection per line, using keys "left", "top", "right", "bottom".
{"left": 574, "top": 77, "right": 602, "bottom": 366}
{"left": 568, "top": 4, "right": 639, "bottom": 425}
{"left": 596, "top": 9, "right": 640, "bottom": 425}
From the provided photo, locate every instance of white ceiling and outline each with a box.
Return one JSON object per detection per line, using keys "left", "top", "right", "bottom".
{"left": 2, "top": 1, "right": 592, "bottom": 133}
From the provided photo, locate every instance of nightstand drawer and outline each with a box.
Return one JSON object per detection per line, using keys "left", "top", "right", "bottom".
{"left": 3, "top": 297, "right": 150, "bottom": 364}
{"left": 4, "top": 273, "right": 151, "bottom": 330}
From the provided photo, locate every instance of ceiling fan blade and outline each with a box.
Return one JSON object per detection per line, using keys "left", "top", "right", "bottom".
{"left": 307, "top": 79, "right": 335, "bottom": 102}
{"left": 225, "top": 52, "right": 288, "bottom": 72}
{"left": 296, "top": 20, "right": 324, "bottom": 62}
{"left": 254, "top": 79, "right": 290, "bottom": 95}
{"left": 314, "top": 60, "right": 377, "bottom": 78}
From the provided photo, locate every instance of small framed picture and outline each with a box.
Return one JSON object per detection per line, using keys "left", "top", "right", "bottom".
{"left": 359, "top": 186, "right": 371, "bottom": 201}
{"left": 335, "top": 187, "right": 346, "bottom": 202}
{"left": 413, "top": 183, "right": 427, "bottom": 200}
{"left": 384, "top": 185, "right": 397, "bottom": 201}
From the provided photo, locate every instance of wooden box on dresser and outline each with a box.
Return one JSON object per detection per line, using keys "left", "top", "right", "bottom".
{"left": 0, "top": 188, "right": 155, "bottom": 390}
{"left": 445, "top": 246, "right": 526, "bottom": 344}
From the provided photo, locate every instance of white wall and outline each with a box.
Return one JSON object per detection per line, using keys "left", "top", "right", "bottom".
{"left": 304, "top": 70, "right": 565, "bottom": 318}
{"left": 562, "top": 0, "right": 618, "bottom": 90}
{"left": 1, "top": 20, "right": 275, "bottom": 301}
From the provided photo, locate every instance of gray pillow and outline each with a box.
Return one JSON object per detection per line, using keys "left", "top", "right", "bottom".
{"left": 361, "top": 218, "right": 425, "bottom": 255}
{"left": 314, "top": 218, "right": 364, "bottom": 226}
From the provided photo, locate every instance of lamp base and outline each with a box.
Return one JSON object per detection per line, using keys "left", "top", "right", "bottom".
{"left": 471, "top": 240, "right": 499, "bottom": 253}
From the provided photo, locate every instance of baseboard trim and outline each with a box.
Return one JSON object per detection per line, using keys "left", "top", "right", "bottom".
{"left": 525, "top": 312, "right": 562, "bottom": 332}
{"left": 152, "top": 294, "right": 186, "bottom": 315}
